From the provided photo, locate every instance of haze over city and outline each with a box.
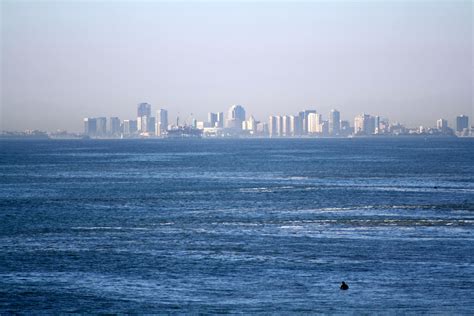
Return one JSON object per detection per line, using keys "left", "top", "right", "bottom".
{"left": 1, "top": 0, "right": 472, "bottom": 132}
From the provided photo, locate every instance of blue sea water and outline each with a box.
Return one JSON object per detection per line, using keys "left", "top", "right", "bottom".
{"left": 0, "top": 138, "right": 473, "bottom": 314}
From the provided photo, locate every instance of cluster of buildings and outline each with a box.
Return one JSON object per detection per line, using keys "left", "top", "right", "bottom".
{"left": 84, "top": 103, "right": 169, "bottom": 138}
{"left": 82, "top": 103, "right": 472, "bottom": 139}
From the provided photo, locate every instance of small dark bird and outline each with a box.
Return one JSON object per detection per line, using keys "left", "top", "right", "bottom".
{"left": 340, "top": 281, "right": 349, "bottom": 290}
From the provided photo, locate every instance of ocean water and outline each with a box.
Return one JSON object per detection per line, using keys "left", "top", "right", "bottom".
{"left": 0, "top": 138, "right": 473, "bottom": 313}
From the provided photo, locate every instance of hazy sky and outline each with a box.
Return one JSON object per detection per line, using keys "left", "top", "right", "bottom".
{"left": 1, "top": 0, "right": 472, "bottom": 132}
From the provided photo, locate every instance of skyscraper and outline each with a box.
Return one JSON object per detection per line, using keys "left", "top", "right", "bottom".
{"left": 289, "top": 115, "right": 296, "bottom": 136}
{"left": 208, "top": 112, "right": 218, "bottom": 127}
{"left": 137, "top": 103, "right": 151, "bottom": 117}
{"left": 456, "top": 115, "right": 469, "bottom": 133}
{"left": 96, "top": 117, "right": 107, "bottom": 137}
{"left": 246, "top": 115, "right": 257, "bottom": 133}
{"left": 256, "top": 122, "right": 268, "bottom": 136}
{"left": 123, "top": 120, "right": 137, "bottom": 137}
{"left": 275, "top": 115, "right": 283, "bottom": 136}
{"left": 340, "top": 120, "right": 352, "bottom": 136}
{"left": 329, "top": 109, "right": 340, "bottom": 136}
{"left": 137, "top": 116, "right": 145, "bottom": 132}
{"left": 216, "top": 112, "right": 224, "bottom": 128}
{"left": 297, "top": 111, "right": 305, "bottom": 135}
{"left": 109, "top": 117, "right": 121, "bottom": 136}
{"left": 227, "top": 105, "right": 246, "bottom": 130}
{"left": 148, "top": 117, "right": 156, "bottom": 134}
{"left": 321, "top": 120, "right": 329, "bottom": 136}
{"left": 268, "top": 115, "right": 283, "bottom": 137}
{"left": 354, "top": 114, "right": 375, "bottom": 135}
{"left": 374, "top": 116, "right": 381, "bottom": 134}
{"left": 138, "top": 116, "right": 154, "bottom": 134}
{"left": 282, "top": 115, "right": 291, "bottom": 136}
{"left": 137, "top": 103, "right": 152, "bottom": 133}
{"left": 304, "top": 110, "right": 316, "bottom": 134}
{"left": 307, "top": 113, "right": 322, "bottom": 134}
{"left": 157, "top": 109, "right": 168, "bottom": 134}
{"left": 437, "top": 118, "right": 448, "bottom": 132}
{"left": 83, "top": 118, "right": 97, "bottom": 137}
{"left": 269, "top": 116, "right": 278, "bottom": 137}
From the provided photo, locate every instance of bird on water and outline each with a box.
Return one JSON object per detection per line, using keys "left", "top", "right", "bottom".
{"left": 340, "top": 281, "right": 349, "bottom": 290}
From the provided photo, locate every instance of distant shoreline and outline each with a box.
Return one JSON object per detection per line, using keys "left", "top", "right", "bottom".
{"left": 1, "top": 135, "right": 469, "bottom": 141}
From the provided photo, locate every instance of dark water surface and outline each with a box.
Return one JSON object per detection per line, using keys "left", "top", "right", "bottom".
{"left": 1, "top": 138, "right": 473, "bottom": 313}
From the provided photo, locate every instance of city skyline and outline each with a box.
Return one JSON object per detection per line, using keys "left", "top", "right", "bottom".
{"left": 1, "top": 1, "right": 472, "bottom": 132}
{"left": 1, "top": 100, "right": 472, "bottom": 134}
{"left": 78, "top": 102, "right": 471, "bottom": 139}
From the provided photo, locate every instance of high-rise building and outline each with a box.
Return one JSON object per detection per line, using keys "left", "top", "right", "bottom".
{"left": 436, "top": 118, "right": 448, "bottom": 132}
{"left": 123, "top": 120, "right": 137, "bottom": 136}
{"left": 269, "top": 116, "right": 278, "bottom": 137}
{"left": 456, "top": 115, "right": 469, "bottom": 133}
{"left": 208, "top": 112, "right": 218, "bottom": 127}
{"left": 96, "top": 117, "right": 107, "bottom": 137}
{"left": 268, "top": 115, "right": 284, "bottom": 137}
{"left": 138, "top": 116, "right": 155, "bottom": 134}
{"left": 217, "top": 112, "right": 224, "bottom": 128}
{"left": 137, "top": 103, "right": 151, "bottom": 117}
{"left": 354, "top": 115, "right": 364, "bottom": 135}
{"left": 282, "top": 115, "right": 291, "bottom": 136}
{"left": 227, "top": 105, "right": 246, "bottom": 130}
{"left": 83, "top": 118, "right": 97, "bottom": 137}
{"left": 109, "top": 117, "right": 121, "bottom": 136}
{"left": 157, "top": 109, "right": 168, "bottom": 133}
{"left": 307, "top": 113, "right": 322, "bottom": 134}
{"left": 367, "top": 116, "right": 376, "bottom": 135}
{"left": 275, "top": 115, "right": 283, "bottom": 136}
{"left": 137, "top": 116, "right": 145, "bottom": 132}
{"left": 354, "top": 114, "right": 375, "bottom": 135}
{"left": 297, "top": 111, "right": 305, "bottom": 135}
{"left": 148, "top": 117, "right": 156, "bottom": 134}
{"left": 257, "top": 122, "right": 268, "bottom": 136}
{"left": 137, "top": 103, "right": 152, "bottom": 133}
{"left": 304, "top": 110, "right": 316, "bottom": 134}
{"left": 340, "top": 120, "right": 352, "bottom": 136}
{"left": 374, "top": 116, "right": 381, "bottom": 134}
{"left": 245, "top": 115, "right": 257, "bottom": 133}
{"left": 289, "top": 115, "right": 296, "bottom": 136}
{"left": 329, "top": 109, "right": 340, "bottom": 136}
{"left": 321, "top": 120, "right": 329, "bottom": 136}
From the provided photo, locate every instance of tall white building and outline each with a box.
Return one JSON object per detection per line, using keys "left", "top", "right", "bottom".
{"left": 289, "top": 115, "right": 296, "bottom": 136}
{"left": 138, "top": 116, "right": 154, "bottom": 134}
{"left": 123, "top": 120, "right": 137, "bottom": 136}
{"left": 269, "top": 116, "right": 278, "bottom": 137}
{"left": 307, "top": 113, "right": 322, "bottom": 134}
{"left": 245, "top": 115, "right": 257, "bottom": 133}
{"left": 304, "top": 110, "right": 317, "bottom": 134}
{"left": 275, "top": 115, "right": 283, "bottom": 136}
{"left": 282, "top": 115, "right": 291, "bottom": 136}
{"left": 354, "top": 114, "right": 375, "bottom": 135}
{"left": 227, "top": 105, "right": 246, "bottom": 130}
{"left": 269, "top": 115, "right": 283, "bottom": 137}
{"left": 217, "top": 112, "right": 224, "bottom": 128}
{"left": 156, "top": 109, "right": 168, "bottom": 136}
{"left": 437, "top": 118, "right": 448, "bottom": 131}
